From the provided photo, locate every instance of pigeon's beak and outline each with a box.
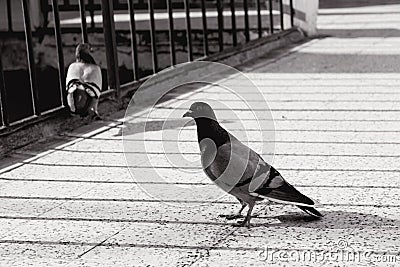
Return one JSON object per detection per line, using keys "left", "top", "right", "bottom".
{"left": 183, "top": 110, "right": 193, "bottom": 118}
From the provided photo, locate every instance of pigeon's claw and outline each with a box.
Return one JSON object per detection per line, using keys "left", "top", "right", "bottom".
{"left": 232, "top": 218, "right": 251, "bottom": 228}
{"left": 91, "top": 112, "right": 102, "bottom": 121}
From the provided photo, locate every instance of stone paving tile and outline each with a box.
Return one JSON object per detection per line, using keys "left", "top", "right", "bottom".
{"left": 77, "top": 183, "right": 231, "bottom": 203}
{"left": 160, "top": 98, "right": 400, "bottom": 110}
{"left": 137, "top": 109, "right": 400, "bottom": 122}
{"left": 38, "top": 200, "right": 238, "bottom": 223}
{"left": 73, "top": 247, "right": 200, "bottom": 267}
{"left": 1, "top": 198, "right": 397, "bottom": 227}
{"left": 123, "top": 119, "right": 400, "bottom": 132}
{"left": 0, "top": 180, "right": 100, "bottom": 198}
{"left": 0, "top": 244, "right": 89, "bottom": 266}
{"left": 27, "top": 150, "right": 132, "bottom": 167}
{"left": 0, "top": 218, "right": 29, "bottom": 237}
{"left": 2, "top": 166, "right": 397, "bottom": 186}
{"left": 175, "top": 91, "right": 400, "bottom": 101}
{"left": 218, "top": 78, "right": 400, "bottom": 88}
{"left": 72, "top": 184, "right": 400, "bottom": 206}
{"left": 3, "top": 178, "right": 397, "bottom": 207}
{"left": 109, "top": 150, "right": 400, "bottom": 171}
{"left": 94, "top": 126, "right": 400, "bottom": 144}
{"left": 105, "top": 223, "right": 233, "bottom": 248}
{"left": 0, "top": 219, "right": 131, "bottom": 245}
{"left": 0, "top": 165, "right": 131, "bottom": 181}
{"left": 31, "top": 137, "right": 400, "bottom": 157}
{"left": 219, "top": 227, "right": 399, "bottom": 254}
{"left": 0, "top": 199, "right": 60, "bottom": 218}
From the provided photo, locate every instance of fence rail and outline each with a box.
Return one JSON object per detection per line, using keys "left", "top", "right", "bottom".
{"left": 0, "top": 0, "right": 295, "bottom": 134}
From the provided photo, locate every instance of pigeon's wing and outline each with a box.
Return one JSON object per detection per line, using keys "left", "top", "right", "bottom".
{"left": 204, "top": 137, "right": 275, "bottom": 193}
{"left": 249, "top": 166, "right": 317, "bottom": 207}
{"left": 66, "top": 63, "right": 81, "bottom": 85}
{"left": 66, "top": 63, "right": 102, "bottom": 89}
{"left": 81, "top": 64, "right": 102, "bottom": 89}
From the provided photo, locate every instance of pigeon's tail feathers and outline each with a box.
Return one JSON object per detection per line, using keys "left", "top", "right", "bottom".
{"left": 251, "top": 182, "right": 316, "bottom": 207}
{"left": 297, "top": 206, "right": 323, "bottom": 218}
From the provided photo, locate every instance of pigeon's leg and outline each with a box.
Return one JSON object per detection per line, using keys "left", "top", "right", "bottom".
{"left": 89, "top": 104, "right": 102, "bottom": 120}
{"left": 219, "top": 199, "right": 246, "bottom": 220}
{"left": 237, "top": 201, "right": 247, "bottom": 214}
{"left": 234, "top": 202, "right": 255, "bottom": 228}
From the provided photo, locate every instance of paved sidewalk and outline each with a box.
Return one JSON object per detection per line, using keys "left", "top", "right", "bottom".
{"left": 1, "top": 3, "right": 400, "bottom": 267}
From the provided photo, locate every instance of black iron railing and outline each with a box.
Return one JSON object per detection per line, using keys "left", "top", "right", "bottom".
{"left": 0, "top": 0, "right": 295, "bottom": 133}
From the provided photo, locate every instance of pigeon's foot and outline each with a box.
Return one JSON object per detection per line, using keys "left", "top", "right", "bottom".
{"left": 90, "top": 112, "right": 102, "bottom": 121}
{"left": 232, "top": 219, "right": 251, "bottom": 228}
{"left": 93, "top": 114, "right": 102, "bottom": 120}
{"left": 219, "top": 214, "right": 244, "bottom": 220}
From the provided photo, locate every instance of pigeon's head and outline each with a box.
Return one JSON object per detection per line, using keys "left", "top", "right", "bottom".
{"left": 183, "top": 102, "right": 217, "bottom": 121}
{"left": 75, "top": 43, "right": 96, "bottom": 64}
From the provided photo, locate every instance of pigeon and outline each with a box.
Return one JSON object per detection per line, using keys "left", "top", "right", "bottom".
{"left": 66, "top": 43, "right": 102, "bottom": 118}
{"left": 183, "top": 102, "right": 322, "bottom": 228}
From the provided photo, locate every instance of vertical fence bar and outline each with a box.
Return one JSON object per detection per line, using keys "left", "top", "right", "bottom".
{"left": 148, "top": 0, "right": 158, "bottom": 73}
{"left": 243, "top": 0, "right": 250, "bottom": 42}
{"left": 101, "top": 0, "right": 120, "bottom": 99}
{"left": 0, "top": 55, "right": 9, "bottom": 127}
{"left": 184, "top": 0, "right": 193, "bottom": 61}
{"left": 230, "top": 0, "right": 237, "bottom": 46}
{"left": 127, "top": 0, "right": 139, "bottom": 80}
{"left": 268, "top": 0, "right": 274, "bottom": 34}
{"left": 51, "top": 0, "right": 66, "bottom": 107}
{"left": 166, "top": 0, "right": 176, "bottom": 66}
{"left": 216, "top": 0, "right": 223, "bottom": 51}
{"left": 21, "top": 0, "right": 40, "bottom": 116}
{"left": 256, "top": 0, "right": 262, "bottom": 38}
{"left": 78, "top": 0, "right": 88, "bottom": 43}
{"left": 279, "top": 0, "right": 284, "bottom": 30}
{"left": 290, "top": 0, "right": 294, "bottom": 27}
{"left": 6, "top": 0, "right": 13, "bottom": 32}
{"left": 200, "top": 0, "right": 209, "bottom": 56}
{"left": 88, "top": 0, "right": 96, "bottom": 29}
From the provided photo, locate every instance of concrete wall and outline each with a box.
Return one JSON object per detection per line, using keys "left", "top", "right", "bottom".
{"left": 284, "top": 0, "right": 319, "bottom": 36}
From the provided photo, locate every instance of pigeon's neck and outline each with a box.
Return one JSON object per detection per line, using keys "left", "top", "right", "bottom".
{"left": 195, "top": 118, "right": 229, "bottom": 147}
{"left": 77, "top": 52, "right": 96, "bottom": 64}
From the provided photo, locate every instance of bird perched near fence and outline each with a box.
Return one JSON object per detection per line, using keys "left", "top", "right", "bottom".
{"left": 183, "top": 102, "right": 322, "bottom": 228}
{"left": 66, "top": 43, "right": 101, "bottom": 119}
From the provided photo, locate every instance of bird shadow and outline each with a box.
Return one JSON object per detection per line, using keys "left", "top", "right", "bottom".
{"left": 249, "top": 210, "right": 399, "bottom": 230}
{"left": 114, "top": 118, "right": 234, "bottom": 137}
{"left": 114, "top": 119, "right": 196, "bottom": 137}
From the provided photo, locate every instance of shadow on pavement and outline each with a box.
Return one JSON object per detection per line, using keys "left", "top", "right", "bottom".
{"left": 318, "top": 29, "right": 400, "bottom": 38}
{"left": 320, "top": 0, "right": 399, "bottom": 8}
{"left": 256, "top": 53, "right": 400, "bottom": 73}
{"left": 253, "top": 210, "right": 399, "bottom": 229}
{"left": 114, "top": 119, "right": 195, "bottom": 137}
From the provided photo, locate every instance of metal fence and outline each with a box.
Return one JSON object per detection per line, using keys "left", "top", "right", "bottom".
{"left": 0, "top": 0, "right": 295, "bottom": 133}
